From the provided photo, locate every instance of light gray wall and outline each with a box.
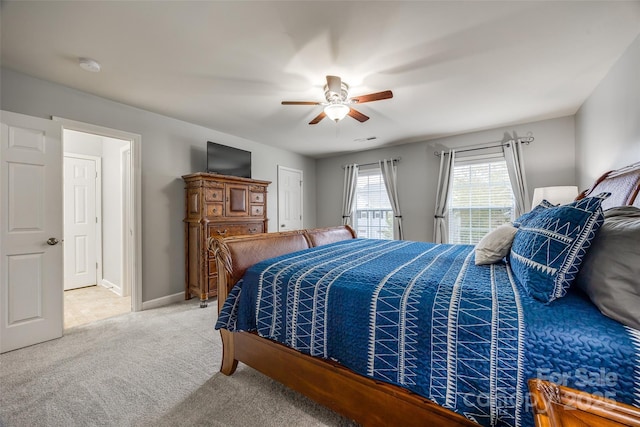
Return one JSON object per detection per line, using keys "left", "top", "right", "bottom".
{"left": 575, "top": 34, "right": 640, "bottom": 188}
{"left": 316, "top": 141, "right": 441, "bottom": 243}
{"left": 1, "top": 68, "right": 317, "bottom": 303}
{"left": 317, "top": 116, "right": 575, "bottom": 242}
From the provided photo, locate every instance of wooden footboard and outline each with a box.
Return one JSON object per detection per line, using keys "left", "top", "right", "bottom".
{"left": 208, "top": 226, "right": 475, "bottom": 426}
{"left": 228, "top": 329, "right": 474, "bottom": 426}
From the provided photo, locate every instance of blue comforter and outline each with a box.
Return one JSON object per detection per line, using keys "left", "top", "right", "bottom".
{"left": 216, "top": 238, "right": 640, "bottom": 427}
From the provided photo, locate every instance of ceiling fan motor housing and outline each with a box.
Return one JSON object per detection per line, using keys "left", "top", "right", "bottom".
{"left": 324, "top": 78, "right": 349, "bottom": 103}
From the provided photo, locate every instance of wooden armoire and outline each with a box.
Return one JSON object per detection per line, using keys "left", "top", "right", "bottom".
{"left": 183, "top": 173, "right": 270, "bottom": 307}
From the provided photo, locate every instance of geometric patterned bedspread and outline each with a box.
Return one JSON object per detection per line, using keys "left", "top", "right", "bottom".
{"left": 216, "top": 239, "right": 640, "bottom": 427}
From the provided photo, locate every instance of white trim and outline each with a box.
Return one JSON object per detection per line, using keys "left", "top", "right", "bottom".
{"left": 63, "top": 152, "right": 103, "bottom": 289}
{"left": 53, "top": 117, "right": 143, "bottom": 312}
{"left": 141, "top": 292, "right": 185, "bottom": 311}
{"left": 100, "top": 278, "right": 123, "bottom": 296}
{"left": 120, "top": 145, "right": 132, "bottom": 298}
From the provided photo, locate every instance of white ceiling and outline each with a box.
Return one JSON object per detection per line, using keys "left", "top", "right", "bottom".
{"left": 2, "top": 1, "right": 639, "bottom": 158}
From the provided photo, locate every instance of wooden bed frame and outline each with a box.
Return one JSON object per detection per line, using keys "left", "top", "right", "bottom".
{"left": 528, "top": 379, "right": 640, "bottom": 427}
{"left": 208, "top": 162, "right": 640, "bottom": 427}
{"left": 209, "top": 226, "right": 476, "bottom": 426}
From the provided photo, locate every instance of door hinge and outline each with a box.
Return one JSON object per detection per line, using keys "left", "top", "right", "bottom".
{"left": 96, "top": 262, "right": 99, "bottom": 270}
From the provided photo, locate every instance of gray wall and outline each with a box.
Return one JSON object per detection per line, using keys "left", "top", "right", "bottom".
{"left": 317, "top": 116, "right": 575, "bottom": 242}
{"left": 1, "top": 68, "right": 317, "bottom": 303}
{"left": 575, "top": 34, "right": 640, "bottom": 188}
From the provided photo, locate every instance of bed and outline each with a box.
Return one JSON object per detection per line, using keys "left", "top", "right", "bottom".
{"left": 209, "top": 162, "right": 640, "bottom": 427}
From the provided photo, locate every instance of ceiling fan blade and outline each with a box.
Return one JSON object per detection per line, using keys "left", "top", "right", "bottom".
{"left": 309, "top": 112, "right": 326, "bottom": 125}
{"left": 282, "top": 101, "right": 321, "bottom": 105}
{"left": 326, "top": 75, "right": 342, "bottom": 96}
{"left": 351, "top": 90, "right": 393, "bottom": 104}
{"left": 348, "top": 108, "right": 369, "bottom": 123}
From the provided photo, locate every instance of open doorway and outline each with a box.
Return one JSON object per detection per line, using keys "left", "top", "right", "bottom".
{"left": 63, "top": 129, "right": 132, "bottom": 328}
{"left": 56, "top": 117, "right": 142, "bottom": 329}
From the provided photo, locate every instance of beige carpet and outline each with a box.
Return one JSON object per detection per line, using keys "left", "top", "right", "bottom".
{"left": 0, "top": 300, "right": 355, "bottom": 427}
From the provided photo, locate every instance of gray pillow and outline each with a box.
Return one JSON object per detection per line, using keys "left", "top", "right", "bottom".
{"left": 575, "top": 206, "right": 640, "bottom": 330}
{"left": 474, "top": 223, "right": 518, "bottom": 265}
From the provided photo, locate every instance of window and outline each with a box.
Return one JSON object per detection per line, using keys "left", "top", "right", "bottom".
{"left": 448, "top": 159, "right": 515, "bottom": 245}
{"left": 354, "top": 168, "right": 393, "bottom": 239}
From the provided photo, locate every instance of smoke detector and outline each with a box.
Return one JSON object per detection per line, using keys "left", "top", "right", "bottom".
{"left": 79, "top": 58, "right": 101, "bottom": 73}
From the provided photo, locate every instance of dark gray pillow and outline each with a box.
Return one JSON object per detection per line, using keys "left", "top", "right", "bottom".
{"left": 575, "top": 206, "right": 640, "bottom": 330}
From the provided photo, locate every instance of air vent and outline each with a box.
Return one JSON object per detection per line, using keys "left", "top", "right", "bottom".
{"left": 354, "top": 136, "right": 378, "bottom": 142}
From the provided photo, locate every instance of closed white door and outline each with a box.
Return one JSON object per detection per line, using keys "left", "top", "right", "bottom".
{"left": 0, "top": 110, "right": 63, "bottom": 353}
{"left": 63, "top": 155, "right": 97, "bottom": 290}
{"left": 278, "top": 166, "right": 303, "bottom": 231}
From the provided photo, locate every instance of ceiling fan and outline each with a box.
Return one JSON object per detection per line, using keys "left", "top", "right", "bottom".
{"left": 281, "top": 75, "right": 393, "bottom": 125}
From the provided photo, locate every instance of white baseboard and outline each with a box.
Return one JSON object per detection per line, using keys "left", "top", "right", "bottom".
{"left": 101, "top": 279, "right": 122, "bottom": 296}
{"left": 141, "top": 292, "right": 184, "bottom": 311}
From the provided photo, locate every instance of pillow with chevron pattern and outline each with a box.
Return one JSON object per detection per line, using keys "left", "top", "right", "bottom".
{"left": 512, "top": 199, "right": 555, "bottom": 228}
{"left": 509, "top": 193, "right": 610, "bottom": 303}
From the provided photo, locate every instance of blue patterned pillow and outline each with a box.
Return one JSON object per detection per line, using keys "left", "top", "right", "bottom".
{"left": 513, "top": 199, "right": 555, "bottom": 228}
{"left": 509, "top": 193, "right": 610, "bottom": 303}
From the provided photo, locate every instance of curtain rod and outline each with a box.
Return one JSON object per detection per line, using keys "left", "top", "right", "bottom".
{"left": 341, "top": 157, "right": 401, "bottom": 169}
{"left": 433, "top": 136, "right": 534, "bottom": 157}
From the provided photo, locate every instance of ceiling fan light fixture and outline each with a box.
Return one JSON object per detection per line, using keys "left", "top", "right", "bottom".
{"left": 324, "top": 103, "right": 350, "bottom": 122}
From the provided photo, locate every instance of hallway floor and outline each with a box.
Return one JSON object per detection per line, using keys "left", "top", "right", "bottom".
{"left": 64, "top": 285, "right": 131, "bottom": 329}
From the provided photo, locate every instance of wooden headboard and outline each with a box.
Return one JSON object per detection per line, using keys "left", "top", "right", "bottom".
{"left": 578, "top": 161, "right": 640, "bottom": 209}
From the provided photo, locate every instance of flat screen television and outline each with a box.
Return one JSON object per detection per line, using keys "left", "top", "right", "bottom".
{"left": 207, "top": 141, "right": 251, "bottom": 178}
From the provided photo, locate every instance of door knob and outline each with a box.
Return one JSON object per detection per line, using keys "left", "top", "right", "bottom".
{"left": 46, "top": 237, "right": 59, "bottom": 246}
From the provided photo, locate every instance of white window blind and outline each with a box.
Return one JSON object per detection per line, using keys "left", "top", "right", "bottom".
{"left": 354, "top": 168, "right": 393, "bottom": 240}
{"left": 448, "top": 159, "right": 515, "bottom": 244}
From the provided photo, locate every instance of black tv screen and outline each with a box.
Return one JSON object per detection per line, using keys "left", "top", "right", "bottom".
{"left": 207, "top": 142, "right": 251, "bottom": 178}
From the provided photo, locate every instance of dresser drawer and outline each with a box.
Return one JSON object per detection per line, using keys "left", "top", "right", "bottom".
{"left": 208, "top": 223, "right": 264, "bottom": 239}
{"left": 205, "top": 187, "right": 224, "bottom": 202}
{"left": 251, "top": 205, "right": 264, "bottom": 216}
{"left": 206, "top": 203, "right": 223, "bottom": 217}
{"left": 250, "top": 192, "right": 264, "bottom": 204}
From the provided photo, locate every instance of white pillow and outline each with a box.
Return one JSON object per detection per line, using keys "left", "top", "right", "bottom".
{"left": 474, "top": 223, "right": 518, "bottom": 265}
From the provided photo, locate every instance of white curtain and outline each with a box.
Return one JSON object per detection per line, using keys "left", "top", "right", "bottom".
{"left": 379, "top": 159, "right": 404, "bottom": 240}
{"left": 433, "top": 150, "right": 455, "bottom": 243}
{"left": 341, "top": 163, "right": 359, "bottom": 226}
{"left": 504, "top": 141, "right": 530, "bottom": 216}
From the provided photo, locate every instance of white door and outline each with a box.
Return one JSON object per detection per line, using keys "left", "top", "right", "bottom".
{"left": 278, "top": 166, "right": 303, "bottom": 231}
{"left": 0, "top": 110, "right": 63, "bottom": 353}
{"left": 63, "top": 155, "right": 97, "bottom": 290}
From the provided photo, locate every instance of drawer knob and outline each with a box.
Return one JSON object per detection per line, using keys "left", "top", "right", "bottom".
{"left": 217, "top": 229, "right": 228, "bottom": 236}
{"left": 249, "top": 228, "right": 257, "bottom": 233}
